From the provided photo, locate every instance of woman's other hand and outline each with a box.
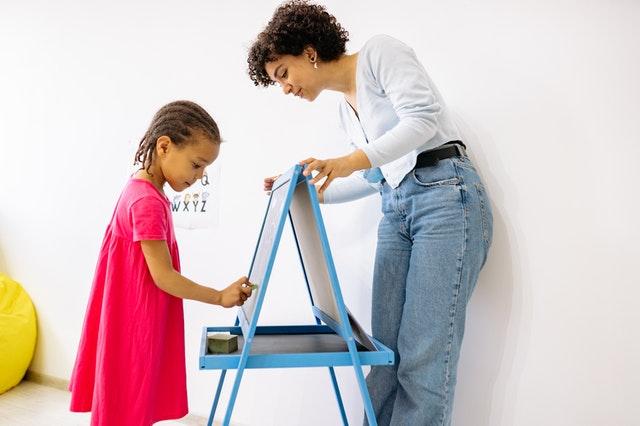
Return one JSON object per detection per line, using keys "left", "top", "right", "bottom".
{"left": 263, "top": 175, "right": 281, "bottom": 194}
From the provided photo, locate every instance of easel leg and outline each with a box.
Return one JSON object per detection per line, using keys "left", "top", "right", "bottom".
{"left": 328, "top": 367, "right": 348, "bottom": 425}
{"left": 208, "top": 369, "right": 227, "bottom": 426}
{"left": 346, "top": 341, "right": 377, "bottom": 426}
{"left": 223, "top": 360, "right": 248, "bottom": 426}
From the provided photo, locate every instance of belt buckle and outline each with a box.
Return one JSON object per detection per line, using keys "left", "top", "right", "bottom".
{"left": 454, "top": 144, "right": 466, "bottom": 157}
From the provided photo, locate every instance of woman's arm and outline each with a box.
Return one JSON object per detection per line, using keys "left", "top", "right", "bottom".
{"left": 319, "top": 168, "right": 379, "bottom": 203}
{"left": 302, "top": 149, "right": 371, "bottom": 193}
{"left": 140, "top": 240, "right": 251, "bottom": 307}
{"left": 359, "top": 35, "right": 442, "bottom": 167}
{"left": 303, "top": 35, "right": 444, "bottom": 189}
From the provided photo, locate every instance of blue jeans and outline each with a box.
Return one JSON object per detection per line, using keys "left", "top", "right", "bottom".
{"left": 366, "top": 155, "right": 493, "bottom": 426}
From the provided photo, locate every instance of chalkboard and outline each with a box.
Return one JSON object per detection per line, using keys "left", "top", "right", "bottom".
{"left": 289, "top": 181, "right": 375, "bottom": 351}
{"left": 238, "top": 165, "right": 375, "bottom": 351}
{"left": 240, "top": 171, "right": 295, "bottom": 325}
{"left": 289, "top": 180, "right": 340, "bottom": 322}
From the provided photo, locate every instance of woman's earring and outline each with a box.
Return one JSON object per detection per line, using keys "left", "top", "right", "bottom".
{"left": 314, "top": 61, "right": 318, "bottom": 69}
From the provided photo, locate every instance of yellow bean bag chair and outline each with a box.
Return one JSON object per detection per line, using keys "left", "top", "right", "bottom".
{"left": 0, "top": 274, "right": 37, "bottom": 394}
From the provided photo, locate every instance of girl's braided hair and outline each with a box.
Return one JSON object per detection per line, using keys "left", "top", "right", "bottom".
{"left": 134, "top": 100, "right": 220, "bottom": 173}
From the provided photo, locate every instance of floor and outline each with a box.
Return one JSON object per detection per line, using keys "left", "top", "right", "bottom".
{"left": 0, "top": 381, "right": 210, "bottom": 425}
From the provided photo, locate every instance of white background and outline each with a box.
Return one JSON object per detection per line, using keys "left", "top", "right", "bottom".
{"left": 1, "top": 1, "right": 639, "bottom": 425}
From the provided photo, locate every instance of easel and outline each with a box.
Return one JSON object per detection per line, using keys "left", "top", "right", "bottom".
{"left": 199, "top": 165, "right": 394, "bottom": 425}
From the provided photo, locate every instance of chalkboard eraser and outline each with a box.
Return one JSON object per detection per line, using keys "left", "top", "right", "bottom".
{"left": 207, "top": 333, "right": 239, "bottom": 354}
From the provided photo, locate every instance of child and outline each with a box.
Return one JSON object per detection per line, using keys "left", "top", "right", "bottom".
{"left": 69, "top": 100, "right": 253, "bottom": 425}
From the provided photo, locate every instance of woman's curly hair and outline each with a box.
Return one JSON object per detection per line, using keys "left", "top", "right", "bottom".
{"left": 247, "top": 0, "right": 349, "bottom": 87}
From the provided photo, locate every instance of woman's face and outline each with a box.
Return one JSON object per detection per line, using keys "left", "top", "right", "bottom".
{"left": 265, "top": 52, "right": 323, "bottom": 102}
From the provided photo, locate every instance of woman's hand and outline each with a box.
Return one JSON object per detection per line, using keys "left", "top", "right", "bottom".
{"left": 217, "top": 276, "right": 253, "bottom": 308}
{"left": 263, "top": 175, "right": 281, "bottom": 194}
{"left": 264, "top": 172, "right": 324, "bottom": 203}
{"left": 300, "top": 149, "right": 371, "bottom": 193}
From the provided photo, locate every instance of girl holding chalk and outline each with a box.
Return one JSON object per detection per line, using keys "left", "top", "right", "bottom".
{"left": 70, "top": 100, "right": 253, "bottom": 425}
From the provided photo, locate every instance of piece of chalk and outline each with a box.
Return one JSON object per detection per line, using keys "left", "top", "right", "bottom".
{"left": 207, "top": 333, "right": 238, "bottom": 354}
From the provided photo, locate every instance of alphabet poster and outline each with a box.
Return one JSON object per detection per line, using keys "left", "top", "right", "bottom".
{"left": 166, "top": 163, "right": 221, "bottom": 229}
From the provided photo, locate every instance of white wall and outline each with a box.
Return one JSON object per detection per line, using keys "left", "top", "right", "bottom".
{"left": 1, "top": 1, "right": 639, "bottom": 425}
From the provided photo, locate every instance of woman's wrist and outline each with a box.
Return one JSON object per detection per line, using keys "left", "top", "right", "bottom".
{"left": 346, "top": 149, "right": 372, "bottom": 172}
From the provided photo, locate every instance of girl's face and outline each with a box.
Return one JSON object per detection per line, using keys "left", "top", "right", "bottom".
{"left": 156, "top": 131, "right": 219, "bottom": 192}
{"left": 265, "top": 50, "right": 323, "bottom": 101}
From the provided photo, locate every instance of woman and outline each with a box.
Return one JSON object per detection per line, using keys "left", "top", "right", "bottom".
{"left": 248, "top": 2, "right": 493, "bottom": 425}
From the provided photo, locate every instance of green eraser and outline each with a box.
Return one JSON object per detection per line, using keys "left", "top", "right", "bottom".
{"left": 207, "top": 333, "right": 238, "bottom": 354}
{"left": 250, "top": 284, "right": 259, "bottom": 290}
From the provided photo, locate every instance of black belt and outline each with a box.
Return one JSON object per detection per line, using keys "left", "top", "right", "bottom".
{"left": 415, "top": 141, "right": 467, "bottom": 168}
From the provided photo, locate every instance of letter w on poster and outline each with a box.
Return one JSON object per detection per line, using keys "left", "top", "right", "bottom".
{"left": 166, "top": 163, "right": 221, "bottom": 229}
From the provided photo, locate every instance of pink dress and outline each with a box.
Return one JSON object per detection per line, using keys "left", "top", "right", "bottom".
{"left": 70, "top": 178, "right": 188, "bottom": 425}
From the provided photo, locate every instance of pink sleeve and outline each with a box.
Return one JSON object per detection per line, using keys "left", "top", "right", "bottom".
{"left": 130, "top": 197, "right": 169, "bottom": 242}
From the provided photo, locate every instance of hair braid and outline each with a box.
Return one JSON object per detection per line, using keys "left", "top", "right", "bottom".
{"left": 134, "top": 100, "right": 221, "bottom": 173}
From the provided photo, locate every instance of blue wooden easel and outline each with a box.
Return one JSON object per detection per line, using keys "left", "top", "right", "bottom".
{"left": 199, "top": 165, "right": 394, "bottom": 425}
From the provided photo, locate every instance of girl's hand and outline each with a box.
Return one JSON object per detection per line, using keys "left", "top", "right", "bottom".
{"left": 300, "top": 149, "right": 371, "bottom": 194}
{"left": 218, "top": 276, "right": 253, "bottom": 308}
{"left": 264, "top": 175, "right": 281, "bottom": 194}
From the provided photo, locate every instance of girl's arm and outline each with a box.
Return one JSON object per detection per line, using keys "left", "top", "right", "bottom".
{"left": 140, "top": 240, "right": 252, "bottom": 307}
